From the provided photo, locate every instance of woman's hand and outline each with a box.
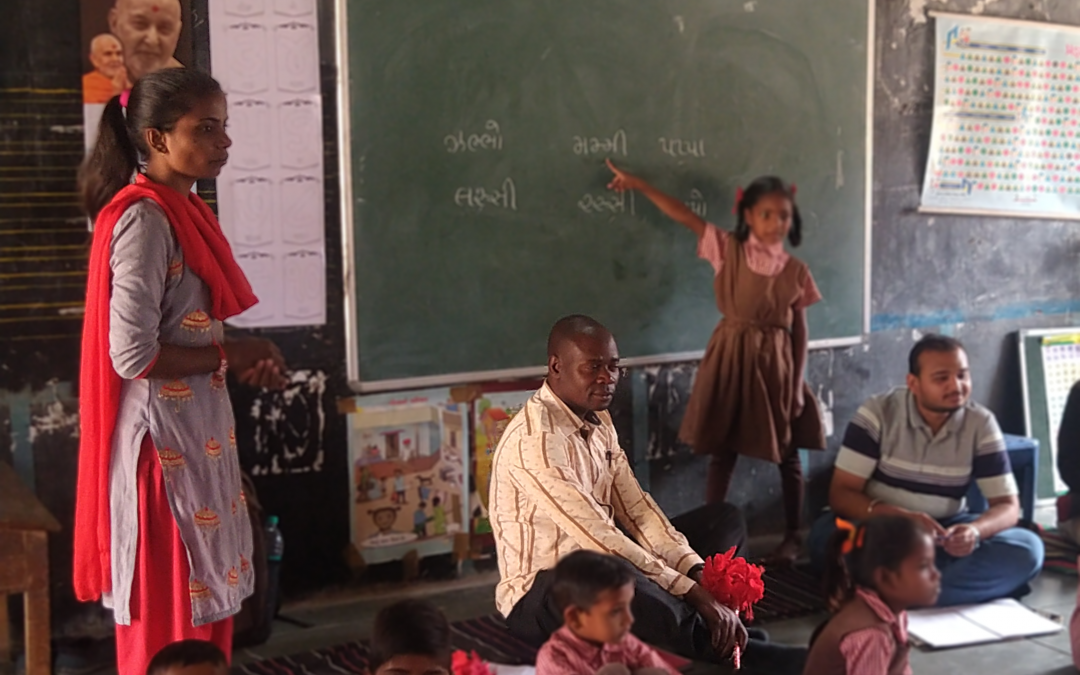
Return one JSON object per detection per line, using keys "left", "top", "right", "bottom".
{"left": 606, "top": 158, "right": 646, "bottom": 192}
{"left": 223, "top": 338, "right": 289, "bottom": 390}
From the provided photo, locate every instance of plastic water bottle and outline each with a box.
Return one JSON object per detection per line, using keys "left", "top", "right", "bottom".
{"left": 265, "top": 515, "right": 284, "bottom": 625}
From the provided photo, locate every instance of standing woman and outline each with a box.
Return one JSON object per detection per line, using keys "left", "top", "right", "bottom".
{"left": 73, "top": 68, "right": 287, "bottom": 674}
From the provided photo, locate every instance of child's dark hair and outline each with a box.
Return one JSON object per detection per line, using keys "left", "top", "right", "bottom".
{"left": 552, "top": 550, "right": 635, "bottom": 612}
{"left": 733, "top": 175, "right": 802, "bottom": 247}
{"left": 146, "top": 639, "right": 226, "bottom": 675}
{"left": 823, "top": 515, "right": 926, "bottom": 612}
{"left": 369, "top": 599, "right": 451, "bottom": 671}
{"left": 908, "top": 334, "right": 965, "bottom": 376}
{"left": 78, "top": 68, "right": 223, "bottom": 220}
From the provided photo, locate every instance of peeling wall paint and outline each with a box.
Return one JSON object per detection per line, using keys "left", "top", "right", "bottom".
{"left": 244, "top": 370, "right": 328, "bottom": 475}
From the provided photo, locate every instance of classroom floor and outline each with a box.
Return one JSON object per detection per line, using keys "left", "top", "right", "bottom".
{"left": 232, "top": 567, "right": 1079, "bottom": 675}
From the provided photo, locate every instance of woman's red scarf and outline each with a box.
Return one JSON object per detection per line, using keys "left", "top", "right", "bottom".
{"left": 73, "top": 175, "right": 257, "bottom": 602}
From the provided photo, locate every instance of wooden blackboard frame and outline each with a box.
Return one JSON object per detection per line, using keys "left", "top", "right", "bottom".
{"left": 335, "top": 0, "right": 876, "bottom": 392}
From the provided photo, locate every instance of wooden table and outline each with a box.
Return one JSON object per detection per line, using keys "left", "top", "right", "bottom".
{"left": 0, "top": 461, "right": 60, "bottom": 674}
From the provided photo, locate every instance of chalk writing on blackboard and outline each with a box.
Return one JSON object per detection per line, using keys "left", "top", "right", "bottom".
{"left": 578, "top": 189, "right": 635, "bottom": 215}
{"left": 688, "top": 189, "right": 707, "bottom": 218}
{"left": 573, "top": 129, "right": 627, "bottom": 156}
{"left": 454, "top": 178, "right": 517, "bottom": 212}
{"left": 659, "top": 137, "right": 706, "bottom": 158}
{"left": 445, "top": 120, "right": 503, "bottom": 153}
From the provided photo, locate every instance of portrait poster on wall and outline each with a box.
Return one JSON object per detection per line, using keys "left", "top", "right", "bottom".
{"left": 80, "top": 0, "right": 193, "bottom": 151}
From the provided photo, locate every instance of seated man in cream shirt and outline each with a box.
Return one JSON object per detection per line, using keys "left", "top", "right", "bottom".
{"left": 490, "top": 315, "right": 805, "bottom": 674}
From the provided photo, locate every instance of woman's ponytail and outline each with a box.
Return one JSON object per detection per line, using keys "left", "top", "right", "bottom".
{"left": 78, "top": 95, "right": 139, "bottom": 221}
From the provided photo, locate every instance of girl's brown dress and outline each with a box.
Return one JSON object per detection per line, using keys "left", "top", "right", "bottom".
{"left": 679, "top": 237, "right": 825, "bottom": 462}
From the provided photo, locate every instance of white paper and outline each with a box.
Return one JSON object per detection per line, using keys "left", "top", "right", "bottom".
{"left": 228, "top": 100, "right": 274, "bottom": 170}
{"left": 284, "top": 250, "right": 324, "bottom": 318}
{"left": 210, "top": 0, "right": 326, "bottom": 327}
{"left": 957, "top": 599, "right": 1062, "bottom": 639}
{"left": 279, "top": 174, "right": 323, "bottom": 244}
{"left": 278, "top": 98, "right": 322, "bottom": 168}
{"left": 275, "top": 22, "right": 319, "bottom": 93}
{"left": 908, "top": 598, "right": 1061, "bottom": 649}
{"left": 274, "top": 0, "right": 314, "bottom": 16}
{"left": 226, "top": 22, "right": 270, "bottom": 94}
{"left": 225, "top": 0, "right": 266, "bottom": 17}
{"left": 231, "top": 176, "right": 276, "bottom": 247}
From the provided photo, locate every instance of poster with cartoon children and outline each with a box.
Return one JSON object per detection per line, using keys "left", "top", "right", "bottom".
{"left": 470, "top": 384, "right": 537, "bottom": 536}
{"left": 346, "top": 387, "right": 469, "bottom": 565}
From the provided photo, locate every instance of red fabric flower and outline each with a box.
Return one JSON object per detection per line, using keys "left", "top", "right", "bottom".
{"left": 451, "top": 650, "right": 493, "bottom": 675}
{"left": 701, "top": 546, "right": 766, "bottom": 621}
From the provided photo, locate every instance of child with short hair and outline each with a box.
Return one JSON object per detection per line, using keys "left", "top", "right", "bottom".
{"left": 536, "top": 550, "right": 677, "bottom": 675}
{"left": 803, "top": 516, "right": 941, "bottom": 675}
{"left": 369, "top": 599, "right": 453, "bottom": 675}
{"left": 146, "top": 640, "right": 228, "bottom": 675}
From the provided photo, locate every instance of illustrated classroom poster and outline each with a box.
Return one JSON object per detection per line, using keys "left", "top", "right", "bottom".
{"left": 346, "top": 388, "right": 469, "bottom": 565}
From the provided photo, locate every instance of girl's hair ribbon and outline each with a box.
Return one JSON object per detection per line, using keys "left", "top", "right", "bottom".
{"left": 835, "top": 517, "right": 864, "bottom": 554}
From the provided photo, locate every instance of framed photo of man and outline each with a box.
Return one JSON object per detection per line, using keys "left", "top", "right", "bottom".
{"left": 79, "top": 0, "right": 194, "bottom": 149}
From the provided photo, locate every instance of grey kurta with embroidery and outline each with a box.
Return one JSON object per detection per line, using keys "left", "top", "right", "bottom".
{"left": 102, "top": 199, "right": 254, "bottom": 626}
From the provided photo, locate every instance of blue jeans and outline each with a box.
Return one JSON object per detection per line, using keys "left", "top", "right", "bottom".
{"left": 808, "top": 510, "right": 1044, "bottom": 606}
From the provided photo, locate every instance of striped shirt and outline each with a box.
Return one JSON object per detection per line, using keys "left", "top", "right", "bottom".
{"left": 490, "top": 383, "right": 702, "bottom": 617}
{"left": 838, "top": 588, "right": 912, "bottom": 675}
{"left": 536, "top": 626, "right": 678, "bottom": 675}
{"left": 836, "top": 388, "right": 1017, "bottom": 519}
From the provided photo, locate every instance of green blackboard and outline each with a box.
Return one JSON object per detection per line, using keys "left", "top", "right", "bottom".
{"left": 343, "top": 0, "right": 869, "bottom": 387}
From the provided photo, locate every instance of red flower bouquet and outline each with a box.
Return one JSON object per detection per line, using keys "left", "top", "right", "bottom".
{"left": 701, "top": 547, "right": 766, "bottom": 668}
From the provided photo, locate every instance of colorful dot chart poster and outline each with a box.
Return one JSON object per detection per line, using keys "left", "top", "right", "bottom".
{"left": 921, "top": 12, "right": 1080, "bottom": 220}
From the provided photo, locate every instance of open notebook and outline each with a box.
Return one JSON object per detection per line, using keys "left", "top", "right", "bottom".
{"left": 907, "top": 598, "right": 1062, "bottom": 649}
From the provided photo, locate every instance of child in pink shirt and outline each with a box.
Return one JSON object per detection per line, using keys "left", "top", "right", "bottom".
{"left": 535, "top": 551, "right": 677, "bottom": 675}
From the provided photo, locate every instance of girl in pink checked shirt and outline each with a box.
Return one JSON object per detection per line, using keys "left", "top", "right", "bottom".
{"left": 536, "top": 551, "right": 678, "bottom": 675}
{"left": 606, "top": 161, "right": 825, "bottom": 564}
{"left": 803, "top": 516, "right": 941, "bottom": 675}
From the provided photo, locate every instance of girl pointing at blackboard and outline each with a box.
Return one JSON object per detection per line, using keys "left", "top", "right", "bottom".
{"left": 606, "top": 160, "right": 825, "bottom": 563}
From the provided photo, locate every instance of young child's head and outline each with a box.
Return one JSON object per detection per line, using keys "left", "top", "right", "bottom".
{"left": 733, "top": 176, "right": 802, "bottom": 247}
{"left": 552, "top": 550, "right": 636, "bottom": 645}
{"left": 369, "top": 599, "right": 452, "bottom": 675}
{"left": 825, "top": 515, "right": 940, "bottom": 612}
{"left": 146, "top": 640, "right": 228, "bottom": 675}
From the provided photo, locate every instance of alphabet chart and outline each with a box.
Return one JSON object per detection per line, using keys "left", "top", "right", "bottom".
{"left": 922, "top": 13, "right": 1080, "bottom": 220}
{"left": 210, "top": 0, "right": 327, "bottom": 327}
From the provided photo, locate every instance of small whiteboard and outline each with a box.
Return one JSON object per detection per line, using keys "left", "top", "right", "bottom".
{"left": 1019, "top": 328, "right": 1080, "bottom": 496}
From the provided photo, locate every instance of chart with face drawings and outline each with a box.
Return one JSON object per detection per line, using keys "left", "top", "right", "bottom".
{"left": 210, "top": 0, "right": 326, "bottom": 328}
